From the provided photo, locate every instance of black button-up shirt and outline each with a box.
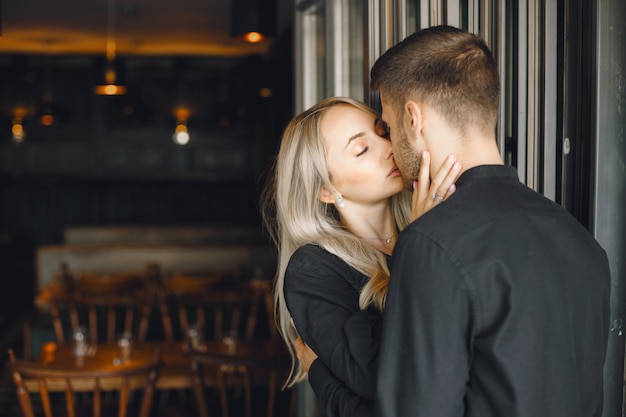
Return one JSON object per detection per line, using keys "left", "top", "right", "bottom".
{"left": 377, "top": 165, "right": 611, "bottom": 417}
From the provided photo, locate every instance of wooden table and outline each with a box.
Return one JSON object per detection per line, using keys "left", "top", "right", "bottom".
{"left": 24, "top": 341, "right": 192, "bottom": 392}
{"left": 188, "top": 339, "right": 288, "bottom": 368}
{"left": 27, "top": 276, "right": 284, "bottom": 395}
{"left": 25, "top": 339, "right": 289, "bottom": 392}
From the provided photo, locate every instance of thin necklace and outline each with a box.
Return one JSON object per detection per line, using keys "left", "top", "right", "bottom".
{"left": 363, "top": 235, "right": 395, "bottom": 244}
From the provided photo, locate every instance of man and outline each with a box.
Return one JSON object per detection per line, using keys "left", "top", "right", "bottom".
{"left": 372, "top": 25, "right": 610, "bottom": 417}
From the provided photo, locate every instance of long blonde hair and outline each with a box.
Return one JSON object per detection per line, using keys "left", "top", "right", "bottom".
{"left": 261, "top": 97, "right": 411, "bottom": 387}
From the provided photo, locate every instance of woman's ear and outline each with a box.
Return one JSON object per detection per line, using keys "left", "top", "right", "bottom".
{"left": 318, "top": 184, "right": 335, "bottom": 204}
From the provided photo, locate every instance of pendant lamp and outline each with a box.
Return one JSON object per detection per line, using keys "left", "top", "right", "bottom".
{"left": 40, "top": 51, "right": 55, "bottom": 126}
{"left": 230, "top": 0, "right": 276, "bottom": 43}
{"left": 94, "top": 0, "right": 126, "bottom": 95}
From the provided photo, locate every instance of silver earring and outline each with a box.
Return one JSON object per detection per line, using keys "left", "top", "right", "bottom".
{"left": 335, "top": 196, "right": 345, "bottom": 208}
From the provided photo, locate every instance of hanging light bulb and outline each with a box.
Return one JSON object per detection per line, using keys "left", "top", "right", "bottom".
{"left": 40, "top": 52, "right": 56, "bottom": 126}
{"left": 243, "top": 32, "right": 264, "bottom": 43}
{"left": 11, "top": 107, "right": 28, "bottom": 143}
{"left": 94, "top": 0, "right": 126, "bottom": 95}
{"left": 173, "top": 122, "right": 190, "bottom": 145}
{"left": 40, "top": 101, "right": 55, "bottom": 126}
{"left": 12, "top": 117, "right": 25, "bottom": 143}
{"left": 172, "top": 107, "right": 191, "bottom": 145}
{"left": 230, "top": 0, "right": 276, "bottom": 43}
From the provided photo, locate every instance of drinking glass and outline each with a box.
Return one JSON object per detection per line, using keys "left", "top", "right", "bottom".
{"left": 117, "top": 331, "right": 133, "bottom": 362}
{"left": 72, "top": 326, "right": 89, "bottom": 357}
{"left": 188, "top": 323, "right": 204, "bottom": 350}
{"left": 222, "top": 330, "right": 238, "bottom": 354}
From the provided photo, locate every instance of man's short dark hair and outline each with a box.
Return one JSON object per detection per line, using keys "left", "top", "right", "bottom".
{"left": 370, "top": 25, "right": 500, "bottom": 136}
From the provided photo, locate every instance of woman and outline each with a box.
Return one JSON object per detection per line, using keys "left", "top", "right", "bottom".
{"left": 262, "top": 97, "right": 460, "bottom": 416}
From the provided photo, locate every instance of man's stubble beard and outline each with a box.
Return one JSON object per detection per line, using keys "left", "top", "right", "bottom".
{"left": 395, "top": 126, "right": 422, "bottom": 190}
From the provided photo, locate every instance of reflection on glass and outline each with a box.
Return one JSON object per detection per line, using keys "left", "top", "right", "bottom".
{"left": 297, "top": 0, "right": 326, "bottom": 110}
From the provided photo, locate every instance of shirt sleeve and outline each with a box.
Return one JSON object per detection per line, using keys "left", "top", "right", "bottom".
{"left": 285, "top": 246, "right": 381, "bottom": 399}
{"left": 375, "top": 229, "right": 473, "bottom": 417}
{"left": 309, "top": 358, "right": 374, "bottom": 417}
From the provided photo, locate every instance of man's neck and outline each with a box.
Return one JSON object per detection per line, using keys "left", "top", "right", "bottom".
{"left": 427, "top": 125, "right": 503, "bottom": 176}
{"left": 454, "top": 138, "right": 504, "bottom": 175}
{"left": 420, "top": 105, "right": 503, "bottom": 176}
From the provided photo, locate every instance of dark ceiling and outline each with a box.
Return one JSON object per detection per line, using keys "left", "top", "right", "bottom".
{"left": 0, "top": 0, "right": 282, "bottom": 57}
{"left": 0, "top": 0, "right": 294, "bottom": 153}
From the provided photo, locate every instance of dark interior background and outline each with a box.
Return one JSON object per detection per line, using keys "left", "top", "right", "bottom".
{"left": 0, "top": 22, "right": 293, "bottom": 314}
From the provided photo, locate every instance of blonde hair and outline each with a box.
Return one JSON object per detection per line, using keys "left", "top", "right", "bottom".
{"left": 261, "top": 97, "right": 411, "bottom": 387}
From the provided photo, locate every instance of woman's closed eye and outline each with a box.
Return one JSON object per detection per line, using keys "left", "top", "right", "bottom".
{"left": 356, "top": 146, "right": 369, "bottom": 157}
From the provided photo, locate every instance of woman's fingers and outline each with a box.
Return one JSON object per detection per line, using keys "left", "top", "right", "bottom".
{"left": 295, "top": 337, "right": 318, "bottom": 373}
{"left": 431, "top": 154, "right": 461, "bottom": 201}
{"left": 295, "top": 336, "right": 305, "bottom": 349}
{"left": 410, "top": 151, "right": 461, "bottom": 221}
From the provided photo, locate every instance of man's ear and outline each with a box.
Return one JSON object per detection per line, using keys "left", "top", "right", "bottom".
{"left": 404, "top": 100, "right": 423, "bottom": 138}
{"left": 318, "top": 184, "right": 336, "bottom": 204}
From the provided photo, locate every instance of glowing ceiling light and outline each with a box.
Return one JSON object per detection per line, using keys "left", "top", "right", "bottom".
{"left": 243, "top": 32, "right": 264, "bottom": 43}
{"left": 94, "top": 0, "right": 126, "bottom": 95}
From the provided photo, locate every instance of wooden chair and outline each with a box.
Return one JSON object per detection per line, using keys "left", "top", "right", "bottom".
{"left": 49, "top": 271, "right": 152, "bottom": 346}
{"left": 156, "top": 272, "right": 274, "bottom": 343}
{"left": 169, "top": 277, "right": 292, "bottom": 417}
{"left": 48, "top": 293, "right": 148, "bottom": 348}
{"left": 7, "top": 347, "right": 162, "bottom": 417}
{"left": 188, "top": 340, "right": 294, "bottom": 417}
{"left": 24, "top": 267, "right": 156, "bottom": 361}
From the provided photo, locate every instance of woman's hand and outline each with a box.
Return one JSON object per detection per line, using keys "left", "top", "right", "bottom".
{"left": 410, "top": 151, "right": 461, "bottom": 221}
{"left": 295, "top": 336, "right": 318, "bottom": 373}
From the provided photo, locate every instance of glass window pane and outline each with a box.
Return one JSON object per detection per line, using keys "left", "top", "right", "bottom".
{"left": 406, "top": 0, "right": 418, "bottom": 33}
{"left": 312, "top": 3, "right": 327, "bottom": 101}
{"left": 347, "top": 0, "right": 366, "bottom": 101}
{"left": 297, "top": 0, "right": 327, "bottom": 110}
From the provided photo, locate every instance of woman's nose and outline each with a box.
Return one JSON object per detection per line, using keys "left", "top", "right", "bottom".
{"left": 381, "top": 138, "right": 393, "bottom": 159}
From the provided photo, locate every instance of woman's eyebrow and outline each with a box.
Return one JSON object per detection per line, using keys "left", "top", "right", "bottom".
{"left": 344, "top": 132, "right": 365, "bottom": 150}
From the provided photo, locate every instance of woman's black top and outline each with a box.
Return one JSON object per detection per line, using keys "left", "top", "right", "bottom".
{"left": 284, "top": 244, "right": 382, "bottom": 417}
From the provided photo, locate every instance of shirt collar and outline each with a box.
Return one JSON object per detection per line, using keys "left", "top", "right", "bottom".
{"left": 455, "top": 165, "right": 520, "bottom": 189}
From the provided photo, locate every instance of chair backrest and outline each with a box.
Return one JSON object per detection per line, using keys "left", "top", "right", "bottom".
{"left": 188, "top": 340, "right": 294, "bottom": 417}
{"left": 179, "top": 278, "right": 290, "bottom": 417}
{"left": 7, "top": 347, "right": 161, "bottom": 417}
{"left": 157, "top": 275, "right": 275, "bottom": 344}
{"left": 50, "top": 271, "right": 152, "bottom": 346}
